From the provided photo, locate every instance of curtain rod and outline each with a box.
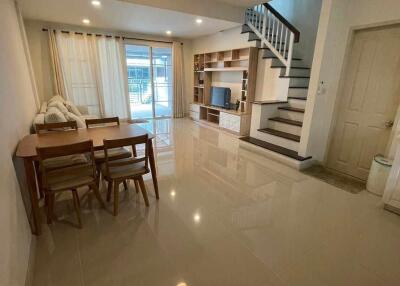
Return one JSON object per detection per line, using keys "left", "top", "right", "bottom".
{"left": 41, "top": 28, "right": 183, "bottom": 45}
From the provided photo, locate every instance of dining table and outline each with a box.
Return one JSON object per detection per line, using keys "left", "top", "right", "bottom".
{"left": 16, "top": 123, "right": 159, "bottom": 235}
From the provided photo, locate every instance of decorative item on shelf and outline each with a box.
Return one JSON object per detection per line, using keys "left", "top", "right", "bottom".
{"left": 194, "top": 62, "right": 200, "bottom": 71}
{"left": 241, "top": 92, "right": 247, "bottom": 101}
{"left": 199, "top": 79, "right": 204, "bottom": 85}
{"left": 235, "top": 100, "right": 240, "bottom": 111}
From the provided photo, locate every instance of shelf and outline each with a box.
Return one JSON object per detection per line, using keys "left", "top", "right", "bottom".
{"left": 226, "top": 57, "right": 249, "bottom": 62}
{"left": 194, "top": 86, "right": 204, "bottom": 89}
{"left": 208, "top": 113, "right": 220, "bottom": 117}
{"left": 204, "top": 67, "right": 248, "bottom": 72}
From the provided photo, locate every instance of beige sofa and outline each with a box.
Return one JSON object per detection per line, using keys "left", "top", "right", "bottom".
{"left": 33, "top": 95, "right": 98, "bottom": 130}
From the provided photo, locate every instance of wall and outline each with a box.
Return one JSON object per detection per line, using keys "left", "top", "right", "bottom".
{"left": 0, "top": 0, "right": 38, "bottom": 285}
{"left": 24, "top": 19, "right": 195, "bottom": 109}
{"left": 270, "top": 0, "right": 322, "bottom": 66}
{"left": 300, "top": 0, "right": 400, "bottom": 161}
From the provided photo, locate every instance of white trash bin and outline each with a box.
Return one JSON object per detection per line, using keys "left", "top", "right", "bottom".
{"left": 366, "top": 155, "right": 393, "bottom": 196}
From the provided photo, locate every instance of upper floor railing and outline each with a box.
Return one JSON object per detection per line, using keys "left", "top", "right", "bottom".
{"left": 245, "top": 3, "right": 300, "bottom": 76}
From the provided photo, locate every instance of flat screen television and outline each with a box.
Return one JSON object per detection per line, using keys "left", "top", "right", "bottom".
{"left": 210, "top": 87, "right": 231, "bottom": 109}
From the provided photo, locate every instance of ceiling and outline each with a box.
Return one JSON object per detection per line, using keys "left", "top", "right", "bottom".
{"left": 19, "top": 0, "right": 247, "bottom": 39}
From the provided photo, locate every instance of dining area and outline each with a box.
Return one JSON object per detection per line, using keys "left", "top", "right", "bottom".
{"left": 16, "top": 117, "right": 159, "bottom": 235}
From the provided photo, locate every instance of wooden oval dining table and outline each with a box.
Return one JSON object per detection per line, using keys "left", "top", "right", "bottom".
{"left": 16, "top": 123, "right": 159, "bottom": 235}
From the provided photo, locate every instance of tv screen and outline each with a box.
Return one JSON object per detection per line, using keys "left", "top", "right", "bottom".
{"left": 211, "top": 87, "right": 231, "bottom": 109}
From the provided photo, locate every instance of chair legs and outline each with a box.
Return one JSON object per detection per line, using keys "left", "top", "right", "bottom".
{"left": 91, "top": 183, "right": 106, "bottom": 208}
{"left": 138, "top": 177, "right": 150, "bottom": 207}
{"left": 134, "top": 180, "right": 140, "bottom": 194}
{"left": 113, "top": 181, "right": 120, "bottom": 216}
{"left": 107, "top": 181, "right": 113, "bottom": 202}
{"left": 46, "top": 193, "right": 55, "bottom": 224}
{"left": 123, "top": 180, "right": 128, "bottom": 190}
{"left": 72, "top": 189, "right": 82, "bottom": 229}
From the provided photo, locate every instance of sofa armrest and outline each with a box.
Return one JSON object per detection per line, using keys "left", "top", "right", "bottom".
{"left": 76, "top": 105, "right": 89, "bottom": 115}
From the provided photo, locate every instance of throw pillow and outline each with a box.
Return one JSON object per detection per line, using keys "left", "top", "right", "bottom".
{"left": 45, "top": 107, "right": 67, "bottom": 123}
{"left": 48, "top": 100, "right": 69, "bottom": 116}
{"left": 66, "top": 112, "right": 85, "bottom": 128}
{"left": 65, "top": 100, "right": 82, "bottom": 116}
{"left": 48, "top": 95, "right": 66, "bottom": 104}
{"left": 39, "top": 101, "right": 48, "bottom": 114}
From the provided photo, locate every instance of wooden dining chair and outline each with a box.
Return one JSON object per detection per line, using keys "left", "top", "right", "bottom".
{"left": 35, "top": 121, "right": 78, "bottom": 134}
{"left": 36, "top": 140, "right": 105, "bottom": 228}
{"left": 85, "top": 117, "right": 132, "bottom": 188}
{"left": 101, "top": 134, "right": 150, "bottom": 216}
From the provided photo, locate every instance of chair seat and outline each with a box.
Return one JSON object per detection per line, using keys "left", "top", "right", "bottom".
{"left": 43, "top": 154, "right": 88, "bottom": 170}
{"left": 101, "top": 158, "right": 148, "bottom": 180}
{"left": 46, "top": 164, "right": 95, "bottom": 192}
{"left": 94, "top": 147, "right": 131, "bottom": 163}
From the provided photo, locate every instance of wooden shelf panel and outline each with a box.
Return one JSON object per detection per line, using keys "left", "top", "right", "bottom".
{"left": 204, "top": 67, "right": 248, "bottom": 72}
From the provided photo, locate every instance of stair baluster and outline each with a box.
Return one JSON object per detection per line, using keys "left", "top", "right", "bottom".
{"left": 245, "top": 3, "right": 300, "bottom": 76}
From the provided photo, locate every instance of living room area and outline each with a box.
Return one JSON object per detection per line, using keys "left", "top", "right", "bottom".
{"left": 3, "top": 0, "right": 400, "bottom": 286}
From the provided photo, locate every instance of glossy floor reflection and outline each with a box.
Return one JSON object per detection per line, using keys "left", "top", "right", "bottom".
{"left": 32, "top": 118, "right": 400, "bottom": 286}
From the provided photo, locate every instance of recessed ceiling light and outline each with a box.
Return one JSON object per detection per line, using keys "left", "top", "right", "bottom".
{"left": 196, "top": 18, "right": 203, "bottom": 24}
{"left": 166, "top": 30, "right": 172, "bottom": 35}
{"left": 91, "top": 0, "right": 101, "bottom": 6}
{"left": 82, "top": 18, "right": 91, "bottom": 24}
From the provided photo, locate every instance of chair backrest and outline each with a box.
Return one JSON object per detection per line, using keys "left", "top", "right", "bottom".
{"left": 103, "top": 134, "right": 149, "bottom": 175}
{"left": 35, "top": 121, "right": 78, "bottom": 134}
{"left": 85, "top": 117, "right": 120, "bottom": 128}
{"left": 36, "top": 140, "right": 96, "bottom": 187}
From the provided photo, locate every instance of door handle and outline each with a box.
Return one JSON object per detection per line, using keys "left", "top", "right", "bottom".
{"left": 385, "top": 120, "right": 394, "bottom": 128}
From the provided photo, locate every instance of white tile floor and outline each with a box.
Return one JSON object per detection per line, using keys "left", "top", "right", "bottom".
{"left": 32, "top": 118, "right": 400, "bottom": 286}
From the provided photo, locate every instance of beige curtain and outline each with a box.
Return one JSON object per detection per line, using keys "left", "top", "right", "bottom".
{"left": 172, "top": 42, "right": 185, "bottom": 118}
{"left": 48, "top": 30, "right": 67, "bottom": 98}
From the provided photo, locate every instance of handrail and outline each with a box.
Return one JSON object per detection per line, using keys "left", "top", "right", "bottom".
{"left": 245, "top": 3, "right": 300, "bottom": 76}
{"left": 263, "top": 3, "right": 300, "bottom": 42}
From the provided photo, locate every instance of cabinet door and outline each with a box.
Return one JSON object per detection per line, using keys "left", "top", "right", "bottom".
{"left": 190, "top": 111, "right": 199, "bottom": 121}
{"left": 220, "top": 112, "right": 240, "bottom": 133}
{"left": 219, "top": 112, "right": 228, "bottom": 129}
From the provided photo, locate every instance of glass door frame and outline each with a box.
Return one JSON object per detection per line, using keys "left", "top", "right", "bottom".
{"left": 123, "top": 40, "right": 173, "bottom": 120}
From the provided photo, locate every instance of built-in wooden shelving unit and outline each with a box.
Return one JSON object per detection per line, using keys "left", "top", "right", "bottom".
{"left": 191, "top": 47, "right": 258, "bottom": 136}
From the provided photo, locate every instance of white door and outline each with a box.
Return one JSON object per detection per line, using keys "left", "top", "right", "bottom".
{"left": 327, "top": 25, "right": 400, "bottom": 180}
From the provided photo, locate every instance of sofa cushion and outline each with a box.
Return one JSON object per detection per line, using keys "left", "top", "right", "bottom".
{"left": 48, "top": 95, "right": 66, "bottom": 104}
{"left": 45, "top": 107, "right": 67, "bottom": 123}
{"left": 48, "top": 100, "right": 69, "bottom": 116}
{"left": 39, "top": 102, "right": 48, "bottom": 114}
{"left": 33, "top": 113, "right": 45, "bottom": 128}
{"left": 66, "top": 112, "right": 85, "bottom": 128}
{"left": 65, "top": 100, "right": 82, "bottom": 116}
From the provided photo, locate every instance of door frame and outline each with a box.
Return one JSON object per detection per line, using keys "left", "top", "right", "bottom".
{"left": 122, "top": 39, "right": 173, "bottom": 119}
{"left": 324, "top": 22, "right": 400, "bottom": 177}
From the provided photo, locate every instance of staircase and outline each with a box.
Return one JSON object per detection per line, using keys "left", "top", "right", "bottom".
{"left": 239, "top": 3, "right": 312, "bottom": 169}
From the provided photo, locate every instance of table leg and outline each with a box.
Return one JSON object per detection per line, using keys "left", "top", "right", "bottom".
{"left": 148, "top": 138, "right": 159, "bottom": 199}
{"left": 23, "top": 158, "right": 41, "bottom": 235}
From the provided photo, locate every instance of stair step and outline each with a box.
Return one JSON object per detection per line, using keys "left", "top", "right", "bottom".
{"left": 258, "top": 128, "right": 301, "bottom": 142}
{"left": 239, "top": 136, "right": 311, "bottom": 161}
{"left": 264, "top": 55, "right": 302, "bottom": 61}
{"left": 269, "top": 117, "right": 303, "bottom": 127}
{"left": 289, "top": 86, "right": 309, "bottom": 89}
{"left": 278, "top": 107, "right": 305, "bottom": 113}
{"left": 272, "top": 66, "right": 310, "bottom": 70}
{"left": 279, "top": 75, "right": 310, "bottom": 79}
{"left": 288, "top": 96, "right": 307, "bottom": 100}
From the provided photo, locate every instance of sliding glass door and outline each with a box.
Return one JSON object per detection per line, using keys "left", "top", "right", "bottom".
{"left": 125, "top": 44, "right": 172, "bottom": 119}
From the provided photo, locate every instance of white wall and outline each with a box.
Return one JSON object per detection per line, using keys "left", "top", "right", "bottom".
{"left": 300, "top": 0, "right": 400, "bottom": 161}
{"left": 270, "top": 0, "right": 322, "bottom": 66}
{"left": 0, "top": 0, "right": 38, "bottom": 285}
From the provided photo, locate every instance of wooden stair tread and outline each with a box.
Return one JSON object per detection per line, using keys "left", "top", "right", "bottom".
{"left": 269, "top": 117, "right": 303, "bottom": 126}
{"left": 239, "top": 136, "right": 311, "bottom": 161}
{"left": 258, "top": 128, "right": 301, "bottom": 142}
{"left": 263, "top": 56, "right": 302, "bottom": 61}
{"left": 271, "top": 66, "right": 310, "bottom": 70}
{"left": 288, "top": 96, "right": 307, "bottom": 100}
{"left": 289, "top": 86, "right": 309, "bottom": 89}
{"left": 279, "top": 75, "right": 310, "bottom": 79}
{"left": 278, "top": 106, "right": 305, "bottom": 113}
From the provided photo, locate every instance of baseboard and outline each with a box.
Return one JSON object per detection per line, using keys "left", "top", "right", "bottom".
{"left": 25, "top": 236, "right": 36, "bottom": 286}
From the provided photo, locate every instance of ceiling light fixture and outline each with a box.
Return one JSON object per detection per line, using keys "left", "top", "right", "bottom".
{"left": 166, "top": 30, "right": 172, "bottom": 35}
{"left": 82, "top": 18, "right": 91, "bottom": 24}
{"left": 196, "top": 18, "right": 203, "bottom": 24}
{"left": 91, "top": 0, "right": 101, "bottom": 7}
